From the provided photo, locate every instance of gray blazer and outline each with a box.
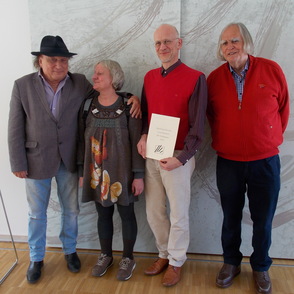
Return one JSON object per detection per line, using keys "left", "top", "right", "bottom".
{"left": 8, "top": 71, "right": 96, "bottom": 179}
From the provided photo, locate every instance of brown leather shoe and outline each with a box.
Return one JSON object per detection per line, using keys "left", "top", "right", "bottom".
{"left": 253, "top": 271, "right": 272, "bottom": 294}
{"left": 162, "top": 265, "right": 181, "bottom": 287}
{"left": 144, "top": 258, "right": 169, "bottom": 276}
{"left": 216, "top": 263, "right": 241, "bottom": 288}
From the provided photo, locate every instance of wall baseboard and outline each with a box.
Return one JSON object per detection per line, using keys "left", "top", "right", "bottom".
{"left": 0, "top": 235, "right": 28, "bottom": 243}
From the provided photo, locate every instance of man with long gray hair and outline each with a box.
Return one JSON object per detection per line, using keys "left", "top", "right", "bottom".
{"left": 207, "top": 23, "right": 289, "bottom": 294}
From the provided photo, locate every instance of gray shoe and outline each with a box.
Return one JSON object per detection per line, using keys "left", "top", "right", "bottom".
{"left": 117, "top": 257, "right": 136, "bottom": 281}
{"left": 91, "top": 254, "right": 113, "bottom": 277}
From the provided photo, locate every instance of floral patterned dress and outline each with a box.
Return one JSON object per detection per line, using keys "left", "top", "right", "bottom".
{"left": 79, "top": 96, "right": 144, "bottom": 207}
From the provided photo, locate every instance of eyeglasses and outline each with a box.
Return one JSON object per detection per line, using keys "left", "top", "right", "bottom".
{"left": 220, "top": 38, "right": 241, "bottom": 46}
{"left": 44, "top": 56, "right": 69, "bottom": 65}
{"left": 154, "top": 38, "right": 179, "bottom": 48}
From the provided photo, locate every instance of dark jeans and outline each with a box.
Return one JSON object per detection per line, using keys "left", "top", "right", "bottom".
{"left": 216, "top": 155, "right": 280, "bottom": 271}
{"left": 95, "top": 202, "right": 137, "bottom": 258}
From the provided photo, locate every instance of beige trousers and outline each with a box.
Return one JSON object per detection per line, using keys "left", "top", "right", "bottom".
{"left": 145, "top": 152, "right": 195, "bottom": 267}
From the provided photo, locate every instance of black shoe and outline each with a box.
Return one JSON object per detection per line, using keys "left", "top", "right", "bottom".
{"left": 26, "top": 261, "right": 44, "bottom": 284}
{"left": 65, "top": 252, "right": 81, "bottom": 273}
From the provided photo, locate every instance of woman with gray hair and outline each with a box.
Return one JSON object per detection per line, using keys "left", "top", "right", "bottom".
{"left": 78, "top": 60, "right": 145, "bottom": 281}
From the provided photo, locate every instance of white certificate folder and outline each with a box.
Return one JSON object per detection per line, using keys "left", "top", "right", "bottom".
{"left": 146, "top": 113, "right": 180, "bottom": 160}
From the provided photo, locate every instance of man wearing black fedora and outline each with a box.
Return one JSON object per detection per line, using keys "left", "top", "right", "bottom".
{"left": 8, "top": 35, "right": 140, "bottom": 284}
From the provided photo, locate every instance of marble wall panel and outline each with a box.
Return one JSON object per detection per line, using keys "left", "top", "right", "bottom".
{"left": 29, "top": 0, "right": 294, "bottom": 258}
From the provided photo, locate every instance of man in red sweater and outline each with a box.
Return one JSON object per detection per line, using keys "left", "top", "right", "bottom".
{"left": 137, "top": 24, "right": 207, "bottom": 287}
{"left": 207, "top": 23, "right": 289, "bottom": 294}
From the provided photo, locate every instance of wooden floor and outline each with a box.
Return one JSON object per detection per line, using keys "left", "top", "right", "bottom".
{"left": 1, "top": 242, "right": 294, "bottom": 294}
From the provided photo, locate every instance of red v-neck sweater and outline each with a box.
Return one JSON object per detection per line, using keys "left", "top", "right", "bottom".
{"left": 144, "top": 63, "right": 202, "bottom": 149}
{"left": 207, "top": 55, "right": 289, "bottom": 161}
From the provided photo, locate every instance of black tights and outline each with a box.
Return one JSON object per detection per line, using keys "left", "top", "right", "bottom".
{"left": 95, "top": 202, "right": 137, "bottom": 259}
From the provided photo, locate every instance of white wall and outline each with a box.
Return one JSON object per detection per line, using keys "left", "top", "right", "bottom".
{"left": 1, "top": 0, "right": 294, "bottom": 259}
{"left": 0, "top": 0, "right": 31, "bottom": 238}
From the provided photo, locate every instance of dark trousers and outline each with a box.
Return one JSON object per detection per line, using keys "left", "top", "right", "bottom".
{"left": 216, "top": 155, "right": 280, "bottom": 271}
{"left": 95, "top": 202, "right": 137, "bottom": 258}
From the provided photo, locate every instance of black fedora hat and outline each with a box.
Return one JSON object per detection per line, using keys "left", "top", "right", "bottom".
{"left": 31, "top": 35, "right": 77, "bottom": 57}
